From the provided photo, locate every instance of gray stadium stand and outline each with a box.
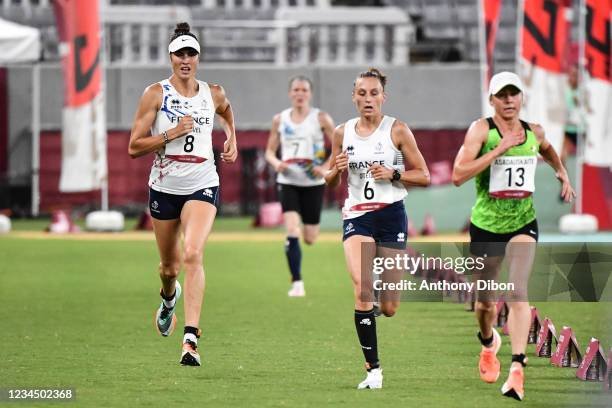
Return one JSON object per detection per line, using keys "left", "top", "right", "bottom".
{"left": 0, "top": 0, "right": 519, "bottom": 64}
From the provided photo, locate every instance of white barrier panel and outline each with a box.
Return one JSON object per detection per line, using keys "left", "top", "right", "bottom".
{"left": 0, "top": 214, "right": 11, "bottom": 234}
{"left": 559, "top": 214, "right": 598, "bottom": 233}
{"left": 86, "top": 211, "right": 125, "bottom": 232}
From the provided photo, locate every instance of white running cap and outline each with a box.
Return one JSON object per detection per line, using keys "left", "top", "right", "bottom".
{"left": 168, "top": 35, "right": 200, "bottom": 54}
{"left": 488, "top": 71, "right": 523, "bottom": 96}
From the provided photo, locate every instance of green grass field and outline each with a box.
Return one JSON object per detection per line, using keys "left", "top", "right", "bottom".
{"left": 0, "top": 221, "right": 610, "bottom": 407}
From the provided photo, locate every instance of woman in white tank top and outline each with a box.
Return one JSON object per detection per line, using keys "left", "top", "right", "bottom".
{"left": 128, "top": 22, "right": 237, "bottom": 367}
{"left": 265, "top": 76, "right": 335, "bottom": 297}
{"left": 325, "top": 68, "right": 430, "bottom": 389}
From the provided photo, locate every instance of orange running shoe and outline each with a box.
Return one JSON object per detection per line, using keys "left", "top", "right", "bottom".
{"left": 501, "top": 366, "right": 525, "bottom": 401}
{"left": 478, "top": 328, "right": 501, "bottom": 383}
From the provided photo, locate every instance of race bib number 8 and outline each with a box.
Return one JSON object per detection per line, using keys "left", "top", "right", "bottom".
{"left": 489, "top": 156, "right": 536, "bottom": 198}
{"left": 165, "top": 133, "right": 210, "bottom": 163}
{"left": 164, "top": 111, "right": 213, "bottom": 163}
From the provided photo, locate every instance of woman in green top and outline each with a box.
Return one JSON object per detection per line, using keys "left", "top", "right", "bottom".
{"left": 452, "top": 71, "right": 575, "bottom": 401}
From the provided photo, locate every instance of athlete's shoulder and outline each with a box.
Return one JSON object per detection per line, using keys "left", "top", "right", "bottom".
{"left": 207, "top": 82, "right": 224, "bottom": 95}
{"left": 317, "top": 109, "right": 334, "bottom": 126}
{"left": 391, "top": 118, "right": 410, "bottom": 132}
{"left": 271, "top": 112, "right": 282, "bottom": 127}
{"left": 334, "top": 122, "right": 346, "bottom": 136}
{"left": 143, "top": 82, "right": 163, "bottom": 96}
{"left": 140, "top": 82, "right": 163, "bottom": 109}
{"left": 527, "top": 121, "right": 545, "bottom": 140}
{"left": 468, "top": 118, "right": 491, "bottom": 137}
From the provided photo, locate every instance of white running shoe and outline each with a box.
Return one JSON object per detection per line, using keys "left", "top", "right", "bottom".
{"left": 288, "top": 280, "right": 305, "bottom": 297}
{"left": 180, "top": 340, "right": 201, "bottom": 366}
{"left": 357, "top": 368, "right": 383, "bottom": 389}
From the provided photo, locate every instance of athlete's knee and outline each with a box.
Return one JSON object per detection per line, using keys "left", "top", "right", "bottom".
{"left": 287, "top": 226, "right": 301, "bottom": 238}
{"left": 476, "top": 300, "right": 496, "bottom": 314}
{"left": 505, "top": 288, "right": 528, "bottom": 302}
{"left": 507, "top": 301, "right": 529, "bottom": 311}
{"left": 353, "top": 285, "right": 376, "bottom": 305}
{"left": 159, "top": 261, "right": 180, "bottom": 279}
{"left": 381, "top": 302, "right": 398, "bottom": 317}
{"left": 182, "top": 245, "right": 203, "bottom": 269}
{"left": 303, "top": 225, "right": 320, "bottom": 245}
{"left": 303, "top": 235, "right": 317, "bottom": 245}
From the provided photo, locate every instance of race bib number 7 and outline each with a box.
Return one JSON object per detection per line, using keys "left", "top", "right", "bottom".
{"left": 489, "top": 156, "right": 537, "bottom": 198}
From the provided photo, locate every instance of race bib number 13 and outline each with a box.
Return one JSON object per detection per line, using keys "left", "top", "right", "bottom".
{"left": 489, "top": 156, "right": 536, "bottom": 198}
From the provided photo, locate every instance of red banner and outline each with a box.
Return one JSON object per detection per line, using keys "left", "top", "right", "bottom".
{"left": 52, "top": 0, "right": 107, "bottom": 192}
{"left": 53, "top": 0, "right": 101, "bottom": 108}
{"left": 518, "top": 0, "right": 572, "bottom": 153}
{"left": 483, "top": 0, "right": 502, "bottom": 81}
{"left": 521, "top": 0, "right": 571, "bottom": 73}
{"left": 585, "top": 0, "right": 611, "bottom": 83}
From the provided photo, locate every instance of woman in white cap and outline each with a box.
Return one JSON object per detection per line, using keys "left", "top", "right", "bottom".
{"left": 452, "top": 71, "right": 574, "bottom": 400}
{"left": 265, "top": 75, "right": 335, "bottom": 297}
{"left": 325, "top": 68, "right": 430, "bottom": 390}
{"left": 128, "top": 22, "right": 237, "bottom": 366}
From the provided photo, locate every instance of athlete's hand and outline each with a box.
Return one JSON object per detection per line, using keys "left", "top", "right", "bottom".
{"left": 221, "top": 138, "right": 237, "bottom": 163}
{"left": 275, "top": 161, "right": 289, "bottom": 173}
{"left": 312, "top": 165, "right": 326, "bottom": 178}
{"left": 174, "top": 115, "right": 194, "bottom": 139}
{"left": 369, "top": 164, "right": 393, "bottom": 181}
{"left": 335, "top": 151, "right": 349, "bottom": 172}
{"left": 496, "top": 132, "right": 524, "bottom": 155}
{"left": 557, "top": 170, "right": 576, "bottom": 203}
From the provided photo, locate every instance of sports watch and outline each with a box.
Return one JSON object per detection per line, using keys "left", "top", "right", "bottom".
{"left": 391, "top": 169, "right": 401, "bottom": 181}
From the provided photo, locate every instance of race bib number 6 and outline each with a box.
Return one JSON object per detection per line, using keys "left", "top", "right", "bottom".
{"left": 489, "top": 156, "right": 537, "bottom": 198}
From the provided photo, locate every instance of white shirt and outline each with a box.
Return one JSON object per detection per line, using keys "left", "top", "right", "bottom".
{"left": 342, "top": 115, "right": 407, "bottom": 219}
{"left": 148, "top": 79, "right": 219, "bottom": 194}
{"left": 276, "top": 108, "right": 326, "bottom": 187}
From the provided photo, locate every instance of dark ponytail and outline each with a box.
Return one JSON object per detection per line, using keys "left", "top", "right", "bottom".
{"left": 354, "top": 67, "right": 387, "bottom": 91}
{"left": 170, "top": 22, "right": 197, "bottom": 42}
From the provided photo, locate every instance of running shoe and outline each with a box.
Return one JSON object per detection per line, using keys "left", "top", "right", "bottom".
{"left": 180, "top": 339, "right": 201, "bottom": 366}
{"left": 288, "top": 280, "right": 305, "bottom": 297}
{"left": 357, "top": 368, "right": 383, "bottom": 389}
{"left": 501, "top": 366, "right": 524, "bottom": 401}
{"left": 479, "top": 327, "right": 502, "bottom": 383}
{"left": 155, "top": 281, "right": 182, "bottom": 337}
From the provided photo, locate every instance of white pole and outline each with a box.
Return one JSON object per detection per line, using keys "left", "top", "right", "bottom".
{"left": 100, "top": 0, "right": 109, "bottom": 211}
{"left": 515, "top": 0, "right": 524, "bottom": 74}
{"left": 575, "top": 0, "right": 586, "bottom": 215}
{"left": 477, "top": 0, "right": 487, "bottom": 116}
{"left": 31, "top": 63, "right": 40, "bottom": 216}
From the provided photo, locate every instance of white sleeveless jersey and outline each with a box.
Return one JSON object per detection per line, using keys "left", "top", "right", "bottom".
{"left": 342, "top": 115, "right": 407, "bottom": 220}
{"left": 276, "top": 108, "right": 326, "bottom": 187}
{"left": 148, "top": 79, "right": 218, "bottom": 195}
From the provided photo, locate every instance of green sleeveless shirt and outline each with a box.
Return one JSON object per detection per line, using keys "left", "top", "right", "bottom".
{"left": 471, "top": 118, "right": 540, "bottom": 233}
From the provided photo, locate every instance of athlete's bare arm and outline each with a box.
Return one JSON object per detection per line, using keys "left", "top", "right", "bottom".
{"left": 210, "top": 84, "right": 237, "bottom": 163}
{"left": 324, "top": 124, "right": 347, "bottom": 188}
{"left": 264, "top": 114, "right": 288, "bottom": 173}
{"left": 128, "top": 83, "right": 193, "bottom": 158}
{"left": 531, "top": 123, "right": 575, "bottom": 202}
{"left": 369, "top": 121, "right": 430, "bottom": 187}
{"left": 314, "top": 111, "right": 336, "bottom": 176}
{"left": 452, "top": 118, "right": 523, "bottom": 186}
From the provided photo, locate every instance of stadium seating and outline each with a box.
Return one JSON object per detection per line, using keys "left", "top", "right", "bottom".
{"left": 0, "top": 0, "right": 520, "bottom": 64}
